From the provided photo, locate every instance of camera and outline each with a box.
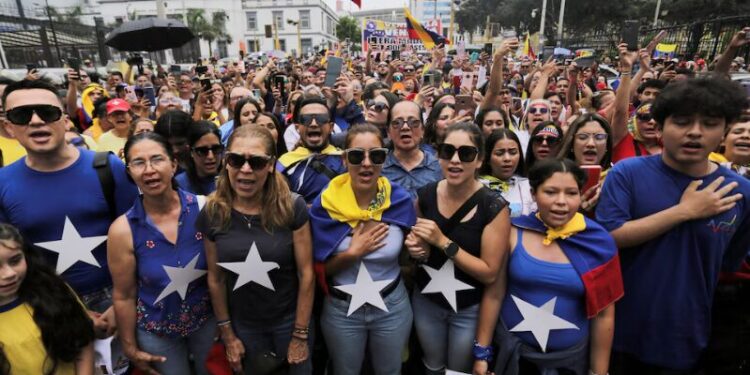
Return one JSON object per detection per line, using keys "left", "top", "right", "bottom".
{"left": 127, "top": 54, "right": 144, "bottom": 66}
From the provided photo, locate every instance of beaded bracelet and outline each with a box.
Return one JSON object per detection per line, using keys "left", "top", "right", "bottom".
{"left": 472, "top": 340, "right": 493, "bottom": 362}
{"left": 217, "top": 319, "right": 232, "bottom": 327}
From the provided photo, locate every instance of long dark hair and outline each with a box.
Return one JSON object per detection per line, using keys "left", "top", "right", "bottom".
{"left": 424, "top": 101, "right": 455, "bottom": 147}
{"left": 0, "top": 223, "right": 94, "bottom": 375}
{"left": 233, "top": 97, "right": 262, "bottom": 128}
{"left": 525, "top": 121, "right": 563, "bottom": 174}
{"left": 481, "top": 128, "right": 526, "bottom": 177}
{"left": 556, "top": 113, "right": 613, "bottom": 168}
{"left": 184, "top": 120, "right": 223, "bottom": 195}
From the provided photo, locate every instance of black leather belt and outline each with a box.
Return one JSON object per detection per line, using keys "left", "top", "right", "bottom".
{"left": 329, "top": 274, "right": 402, "bottom": 302}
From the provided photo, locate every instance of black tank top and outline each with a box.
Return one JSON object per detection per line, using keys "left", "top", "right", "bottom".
{"left": 416, "top": 181, "right": 506, "bottom": 310}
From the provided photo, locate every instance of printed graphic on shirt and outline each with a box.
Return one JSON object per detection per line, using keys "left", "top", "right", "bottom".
{"left": 334, "top": 262, "right": 394, "bottom": 316}
{"left": 218, "top": 242, "right": 280, "bottom": 291}
{"left": 34, "top": 216, "right": 107, "bottom": 274}
{"left": 508, "top": 295, "right": 580, "bottom": 352}
{"left": 420, "top": 259, "right": 475, "bottom": 312}
{"left": 153, "top": 254, "right": 207, "bottom": 304}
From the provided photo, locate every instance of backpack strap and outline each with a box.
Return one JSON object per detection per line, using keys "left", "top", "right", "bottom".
{"left": 93, "top": 151, "right": 117, "bottom": 221}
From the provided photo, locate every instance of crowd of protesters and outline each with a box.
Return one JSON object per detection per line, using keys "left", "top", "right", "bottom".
{"left": 0, "top": 23, "right": 749, "bottom": 375}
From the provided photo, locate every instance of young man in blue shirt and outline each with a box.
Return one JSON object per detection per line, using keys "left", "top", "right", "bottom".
{"left": 0, "top": 79, "right": 139, "bottom": 338}
{"left": 596, "top": 77, "right": 750, "bottom": 374}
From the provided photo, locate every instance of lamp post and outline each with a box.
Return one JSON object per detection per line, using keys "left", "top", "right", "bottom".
{"left": 556, "top": 0, "right": 566, "bottom": 46}
{"left": 287, "top": 19, "right": 302, "bottom": 58}
{"left": 653, "top": 0, "right": 662, "bottom": 27}
{"left": 43, "top": 0, "right": 62, "bottom": 64}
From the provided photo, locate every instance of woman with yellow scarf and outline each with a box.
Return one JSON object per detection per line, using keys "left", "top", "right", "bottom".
{"left": 310, "top": 124, "right": 416, "bottom": 375}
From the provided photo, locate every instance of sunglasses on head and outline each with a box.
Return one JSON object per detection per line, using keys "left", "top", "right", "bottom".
{"left": 345, "top": 147, "right": 388, "bottom": 165}
{"left": 6, "top": 105, "right": 63, "bottom": 125}
{"left": 636, "top": 113, "right": 653, "bottom": 122}
{"left": 367, "top": 100, "right": 389, "bottom": 113}
{"left": 224, "top": 153, "right": 272, "bottom": 170}
{"left": 192, "top": 144, "right": 225, "bottom": 157}
{"left": 299, "top": 113, "right": 330, "bottom": 126}
{"left": 532, "top": 136, "right": 560, "bottom": 146}
{"left": 437, "top": 144, "right": 479, "bottom": 162}
{"left": 528, "top": 107, "right": 549, "bottom": 115}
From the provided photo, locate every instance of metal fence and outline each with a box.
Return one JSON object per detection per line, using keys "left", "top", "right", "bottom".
{"left": 0, "top": 14, "right": 111, "bottom": 69}
{"left": 563, "top": 15, "right": 750, "bottom": 62}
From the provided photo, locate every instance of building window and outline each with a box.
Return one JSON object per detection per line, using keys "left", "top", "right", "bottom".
{"left": 279, "top": 39, "right": 287, "bottom": 52}
{"left": 246, "top": 12, "right": 257, "bottom": 30}
{"left": 247, "top": 39, "right": 259, "bottom": 52}
{"left": 299, "top": 10, "right": 310, "bottom": 29}
{"left": 301, "top": 38, "right": 312, "bottom": 55}
{"left": 326, "top": 16, "right": 332, "bottom": 34}
{"left": 273, "top": 11, "right": 284, "bottom": 30}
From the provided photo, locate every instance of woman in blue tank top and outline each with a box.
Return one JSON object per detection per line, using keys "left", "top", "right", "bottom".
{"left": 473, "top": 159, "right": 623, "bottom": 375}
{"left": 108, "top": 132, "right": 215, "bottom": 375}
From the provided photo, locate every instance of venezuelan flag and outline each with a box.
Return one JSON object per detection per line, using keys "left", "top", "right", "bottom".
{"left": 521, "top": 32, "right": 536, "bottom": 60}
{"left": 404, "top": 8, "right": 450, "bottom": 49}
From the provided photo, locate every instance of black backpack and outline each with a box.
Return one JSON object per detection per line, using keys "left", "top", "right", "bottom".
{"left": 93, "top": 151, "right": 117, "bottom": 220}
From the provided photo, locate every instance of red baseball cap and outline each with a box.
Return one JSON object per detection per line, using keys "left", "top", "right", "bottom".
{"left": 106, "top": 99, "right": 131, "bottom": 115}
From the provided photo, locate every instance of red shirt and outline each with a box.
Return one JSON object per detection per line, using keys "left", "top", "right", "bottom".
{"left": 612, "top": 132, "right": 651, "bottom": 163}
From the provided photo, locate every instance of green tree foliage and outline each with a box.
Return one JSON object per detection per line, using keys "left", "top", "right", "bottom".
{"left": 186, "top": 9, "right": 232, "bottom": 56}
{"left": 336, "top": 16, "right": 361, "bottom": 45}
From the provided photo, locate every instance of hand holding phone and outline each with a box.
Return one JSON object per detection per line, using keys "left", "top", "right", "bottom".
{"left": 324, "top": 57, "right": 343, "bottom": 87}
{"left": 581, "top": 165, "right": 602, "bottom": 197}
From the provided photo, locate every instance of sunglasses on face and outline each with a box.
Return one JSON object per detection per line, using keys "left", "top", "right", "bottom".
{"left": 225, "top": 153, "right": 272, "bottom": 170}
{"left": 636, "top": 113, "right": 653, "bottom": 122}
{"left": 367, "top": 100, "right": 389, "bottom": 113}
{"left": 192, "top": 144, "right": 225, "bottom": 158}
{"left": 390, "top": 118, "right": 422, "bottom": 130}
{"left": 345, "top": 147, "right": 388, "bottom": 165}
{"left": 575, "top": 133, "right": 608, "bottom": 142}
{"left": 299, "top": 113, "right": 330, "bottom": 126}
{"left": 405, "top": 68, "right": 415, "bottom": 72}
{"left": 532, "top": 136, "right": 560, "bottom": 146}
{"left": 6, "top": 105, "right": 63, "bottom": 125}
{"left": 437, "top": 144, "right": 479, "bottom": 162}
{"left": 528, "top": 107, "right": 549, "bottom": 115}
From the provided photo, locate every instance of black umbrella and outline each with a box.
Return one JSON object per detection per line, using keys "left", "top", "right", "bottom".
{"left": 105, "top": 18, "right": 195, "bottom": 52}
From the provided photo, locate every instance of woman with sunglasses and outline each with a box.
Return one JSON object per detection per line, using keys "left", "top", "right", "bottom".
{"left": 525, "top": 122, "right": 564, "bottom": 173}
{"left": 479, "top": 129, "right": 536, "bottom": 218}
{"left": 517, "top": 99, "right": 553, "bottom": 151}
{"left": 310, "top": 123, "right": 416, "bottom": 375}
{"left": 556, "top": 113, "right": 614, "bottom": 214}
{"left": 473, "top": 159, "right": 621, "bottom": 375}
{"left": 108, "top": 132, "right": 215, "bottom": 375}
{"left": 175, "top": 121, "right": 223, "bottom": 195}
{"left": 407, "top": 123, "right": 510, "bottom": 374}
{"left": 364, "top": 92, "right": 399, "bottom": 138}
{"left": 200, "top": 126, "right": 314, "bottom": 374}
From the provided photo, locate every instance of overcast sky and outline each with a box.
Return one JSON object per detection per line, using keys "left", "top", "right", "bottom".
{"left": 325, "top": 0, "right": 410, "bottom": 12}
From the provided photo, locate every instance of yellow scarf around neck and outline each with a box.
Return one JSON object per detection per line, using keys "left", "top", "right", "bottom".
{"left": 537, "top": 212, "right": 587, "bottom": 245}
{"left": 321, "top": 174, "right": 392, "bottom": 228}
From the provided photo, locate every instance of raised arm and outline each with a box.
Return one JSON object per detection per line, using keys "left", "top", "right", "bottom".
{"left": 714, "top": 27, "right": 750, "bottom": 76}
{"left": 530, "top": 58, "right": 557, "bottom": 100}
{"left": 566, "top": 62, "right": 581, "bottom": 115}
{"left": 612, "top": 44, "right": 636, "bottom": 147}
{"left": 66, "top": 69, "right": 80, "bottom": 122}
{"left": 481, "top": 38, "right": 518, "bottom": 110}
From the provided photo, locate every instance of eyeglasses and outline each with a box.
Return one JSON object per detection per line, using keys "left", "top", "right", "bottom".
{"left": 225, "top": 153, "right": 272, "bottom": 170}
{"left": 128, "top": 155, "right": 169, "bottom": 173}
{"left": 390, "top": 118, "right": 422, "bottom": 130}
{"left": 6, "top": 105, "right": 63, "bottom": 125}
{"left": 575, "top": 133, "right": 608, "bottom": 143}
{"left": 192, "top": 144, "right": 225, "bottom": 158}
{"left": 528, "top": 107, "right": 549, "bottom": 115}
{"left": 299, "top": 113, "right": 330, "bottom": 126}
{"left": 636, "top": 113, "right": 653, "bottom": 122}
{"left": 367, "top": 100, "right": 389, "bottom": 113}
{"left": 437, "top": 144, "right": 479, "bottom": 162}
{"left": 532, "top": 136, "right": 561, "bottom": 146}
{"left": 345, "top": 147, "right": 388, "bottom": 165}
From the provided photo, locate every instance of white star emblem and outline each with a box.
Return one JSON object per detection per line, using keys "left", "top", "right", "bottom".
{"left": 420, "top": 259, "right": 475, "bottom": 312}
{"left": 35, "top": 216, "right": 107, "bottom": 274}
{"left": 334, "top": 263, "right": 394, "bottom": 316}
{"left": 153, "top": 254, "right": 207, "bottom": 304}
{"left": 219, "top": 242, "right": 279, "bottom": 291}
{"left": 508, "top": 295, "right": 579, "bottom": 352}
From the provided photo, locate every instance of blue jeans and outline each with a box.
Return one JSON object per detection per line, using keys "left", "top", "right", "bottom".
{"left": 233, "top": 312, "right": 313, "bottom": 375}
{"left": 136, "top": 317, "right": 217, "bottom": 375}
{"left": 321, "top": 281, "right": 413, "bottom": 375}
{"left": 412, "top": 290, "right": 479, "bottom": 374}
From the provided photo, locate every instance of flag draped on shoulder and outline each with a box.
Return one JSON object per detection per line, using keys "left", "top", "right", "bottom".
{"left": 512, "top": 213, "right": 624, "bottom": 318}
{"left": 404, "top": 8, "right": 450, "bottom": 49}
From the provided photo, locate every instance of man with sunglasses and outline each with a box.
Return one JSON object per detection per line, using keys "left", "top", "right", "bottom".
{"left": 0, "top": 79, "right": 139, "bottom": 339}
{"left": 382, "top": 100, "right": 443, "bottom": 199}
{"left": 278, "top": 96, "right": 346, "bottom": 203}
{"left": 596, "top": 77, "right": 750, "bottom": 374}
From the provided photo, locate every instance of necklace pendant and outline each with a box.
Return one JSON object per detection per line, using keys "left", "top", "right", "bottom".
{"left": 247, "top": 223, "right": 252, "bottom": 230}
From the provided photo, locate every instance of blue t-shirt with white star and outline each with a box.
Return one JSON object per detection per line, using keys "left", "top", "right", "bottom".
{"left": 0, "top": 150, "right": 138, "bottom": 295}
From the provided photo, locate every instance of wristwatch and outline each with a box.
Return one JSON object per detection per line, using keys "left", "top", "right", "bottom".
{"left": 442, "top": 241, "right": 459, "bottom": 259}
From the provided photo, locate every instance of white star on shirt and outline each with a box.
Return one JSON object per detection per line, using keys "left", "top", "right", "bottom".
{"left": 334, "top": 262, "right": 394, "bottom": 316}
{"left": 219, "top": 242, "right": 280, "bottom": 291}
{"left": 420, "top": 259, "right": 475, "bottom": 312}
{"left": 153, "top": 254, "right": 207, "bottom": 304}
{"left": 35, "top": 216, "right": 107, "bottom": 274}
{"left": 508, "top": 295, "right": 579, "bottom": 352}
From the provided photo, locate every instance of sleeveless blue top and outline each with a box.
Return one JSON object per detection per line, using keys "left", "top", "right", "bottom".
{"left": 126, "top": 189, "right": 212, "bottom": 338}
{"left": 501, "top": 227, "right": 589, "bottom": 352}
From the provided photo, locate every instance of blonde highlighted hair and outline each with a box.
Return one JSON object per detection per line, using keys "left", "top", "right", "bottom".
{"left": 205, "top": 126, "right": 294, "bottom": 232}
